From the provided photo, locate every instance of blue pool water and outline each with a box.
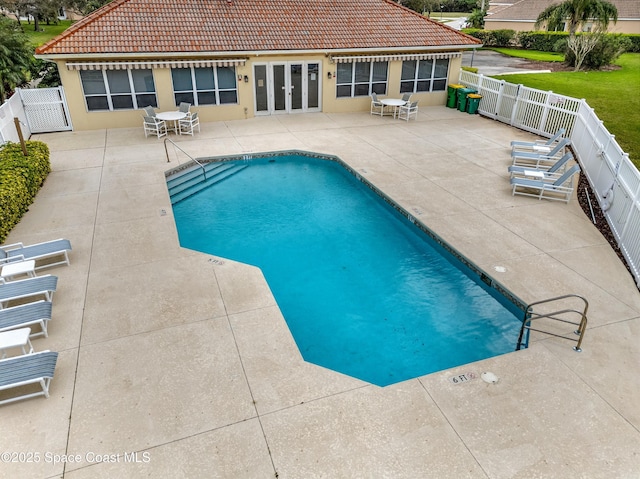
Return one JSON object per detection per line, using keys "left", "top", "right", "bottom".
{"left": 171, "top": 154, "right": 524, "bottom": 386}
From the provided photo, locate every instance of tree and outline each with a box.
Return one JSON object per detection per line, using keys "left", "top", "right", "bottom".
{"left": 0, "top": 0, "right": 65, "bottom": 30}
{"left": 465, "top": 8, "right": 486, "bottom": 28}
{"left": 535, "top": 0, "right": 617, "bottom": 35}
{"left": 535, "top": 0, "right": 618, "bottom": 70}
{"left": 64, "top": 0, "right": 111, "bottom": 16}
{"left": 0, "top": 15, "right": 33, "bottom": 102}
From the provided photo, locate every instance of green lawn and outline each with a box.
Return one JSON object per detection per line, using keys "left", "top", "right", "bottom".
{"left": 21, "top": 20, "right": 73, "bottom": 47}
{"left": 489, "top": 48, "right": 565, "bottom": 63}
{"left": 493, "top": 53, "right": 640, "bottom": 169}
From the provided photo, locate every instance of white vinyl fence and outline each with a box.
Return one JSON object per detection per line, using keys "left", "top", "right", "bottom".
{"left": 0, "top": 92, "right": 30, "bottom": 144}
{"left": 0, "top": 87, "right": 71, "bottom": 145}
{"left": 459, "top": 71, "right": 640, "bottom": 288}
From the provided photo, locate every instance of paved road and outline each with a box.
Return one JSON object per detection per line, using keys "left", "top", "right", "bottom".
{"left": 461, "top": 49, "right": 551, "bottom": 76}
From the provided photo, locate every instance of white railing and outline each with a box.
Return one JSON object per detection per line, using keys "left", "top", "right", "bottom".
{"left": 460, "top": 71, "right": 640, "bottom": 288}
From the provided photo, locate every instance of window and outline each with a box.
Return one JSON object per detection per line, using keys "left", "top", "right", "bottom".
{"left": 400, "top": 59, "right": 449, "bottom": 94}
{"left": 171, "top": 66, "right": 238, "bottom": 106}
{"left": 80, "top": 69, "right": 157, "bottom": 111}
{"left": 336, "top": 61, "right": 388, "bottom": 98}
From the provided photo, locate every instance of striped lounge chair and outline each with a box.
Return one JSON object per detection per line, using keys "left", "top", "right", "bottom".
{"left": 0, "top": 275, "right": 58, "bottom": 309}
{"left": 0, "top": 238, "right": 71, "bottom": 271}
{"left": 0, "top": 351, "right": 58, "bottom": 405}
{"left": 0, "top": 301, "right": 53, "bottom": 337}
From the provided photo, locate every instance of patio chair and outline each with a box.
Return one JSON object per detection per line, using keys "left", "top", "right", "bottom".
{"left": 0, "top": 300, "right": 53, "bottom": 338}
{"left": 370, "top": 93, "right": 388, "bottom": 116}
{"left": 178, "top": 112, "right": 200, "bottom": 136}
{"left": 511, "top": 138, "right": 569, "bottom": 162}
{"left": 179, "top": 102, "right": 192, "bottom": 117}
{"left": 142, "top": 105, "right": 156, "bottom": 117}
{"left": 510, "top": 164, "right": 581, "bottom": 203}
{"left": 508, "top": 152, "right": 574, "bottom": 178}
{"left": 143, "top": 115, "right": 167, "bottom": 138}
{"left": 401, "top": 93, "right": 412, "bottom": 102}
{"left": 397, "top": 101, "right": 418, "bottom": 121}
{"left": 0, "top": 238, "right": 71, "bottom": 271}
{"left": 511, "top": 128, "right": 565, "bottom": 152}
{"left": 0, "top": 350, "right": 58, "bottom": 405}
{"left": 0, "top": 275, "right": 58, "bottom": 309}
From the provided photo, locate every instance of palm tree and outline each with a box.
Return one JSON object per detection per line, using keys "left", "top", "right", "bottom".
{"left": 535, "top": 0, "right": 618, "bottom": 35}
{"left": 535, "top": 0, "right": 618, "bottom": 70}
{"left": 0, "top": 16, "right": 33, "bottom": 103}
{"left": 466, "top": 8, "right": 486, "bottom": 29}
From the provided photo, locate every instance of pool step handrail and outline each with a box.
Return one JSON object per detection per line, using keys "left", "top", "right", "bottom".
{"left": 164, "top": 138, "right": 206, "bottom": 180}
{"left": 516, "top": 294, "right": 588, "bottom": 352}
{"left": 167, "top": 163, "right": 249, "bottom": 205}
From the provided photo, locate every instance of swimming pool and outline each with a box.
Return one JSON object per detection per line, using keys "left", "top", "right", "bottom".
{"left": 170, "top": 152, "right": 526, "bottom": 386}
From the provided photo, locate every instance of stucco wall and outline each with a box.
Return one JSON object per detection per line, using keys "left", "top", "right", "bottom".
{"left": 57, "top": 53, "right": 463, "bottom": 131}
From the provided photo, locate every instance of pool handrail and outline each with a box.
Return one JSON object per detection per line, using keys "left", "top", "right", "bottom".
{"left": 516, "top": 294, "right": 589, "bottom": 352}
{"left": 164, "top": 138, "right": 207, "bottom": 180}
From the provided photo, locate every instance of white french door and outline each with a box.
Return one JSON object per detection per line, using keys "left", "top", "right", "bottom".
{"left": 254, "top": 62, "right": 321, "bottom": 115}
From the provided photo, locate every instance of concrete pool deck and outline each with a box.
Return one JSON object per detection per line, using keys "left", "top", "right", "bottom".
{"left": 2, "top": 106, "right": 639, "bottom": 478}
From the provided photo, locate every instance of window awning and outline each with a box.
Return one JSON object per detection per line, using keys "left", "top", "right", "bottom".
{"left": 66, "top": 59, "right": 247, "bottom": 70}
{"left": 330, "top": 52, "right": 461, "bottom": 63}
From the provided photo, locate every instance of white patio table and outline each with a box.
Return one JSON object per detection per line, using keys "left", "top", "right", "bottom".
{"left": 0, "top": 327, "right": 34, "bottom": 358}
{"left": 156, "top": 111, "right": 187, "bottom": 134}
{"left": 380, "top": 98, "right": 407, "bottom": 119}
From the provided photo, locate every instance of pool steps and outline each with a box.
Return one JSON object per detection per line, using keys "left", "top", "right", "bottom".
{"left": 166, "top": 162, "right": 248, "bottom": 204}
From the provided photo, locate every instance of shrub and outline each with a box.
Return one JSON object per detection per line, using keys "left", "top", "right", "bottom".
{"left": 0, "top": 141, "right": 50, "bottom": 243}
{"left": 623, "top": 34, "right": 640, "bottom": 53}
{"left": 563, "top": 34, "right": 632, "bottom": 69}
{"left": 517, "top": 31, "right": 568, "bottom": 52}
{"left": 462, "top": 28, "right": 516, "bottom": 47}
{"left": 491, "top": 29, "right": 517, "bottom": 47}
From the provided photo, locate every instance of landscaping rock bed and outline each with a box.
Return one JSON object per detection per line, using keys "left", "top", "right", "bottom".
{"left": 576, "top": 172, "right": 635, "bottom": 282}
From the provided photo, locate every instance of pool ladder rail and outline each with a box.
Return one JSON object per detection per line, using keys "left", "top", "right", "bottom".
{"left": 165, "top": 142, "right": 249, "bottom": 205}
{"left": 516, "top": 294, "right": 588, "bottom": 352}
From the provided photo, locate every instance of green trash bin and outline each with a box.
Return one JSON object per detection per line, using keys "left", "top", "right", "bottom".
{"left": 466, "top": 93, "right": 482, "bottom": 114}
{"left": 456, "top": 88, "right": 475, "bottom": 112}
{"left": 446, "top": 84, "right": 464, "bottom": 108}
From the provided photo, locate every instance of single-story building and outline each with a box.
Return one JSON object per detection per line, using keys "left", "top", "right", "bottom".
{"left": 35, "top": 0, "right": 481, "bottom": 130}
{"left": 485, "top": 0, "right": 640, "bottom": 34}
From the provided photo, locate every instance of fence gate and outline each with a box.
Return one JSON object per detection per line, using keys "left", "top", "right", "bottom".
{"left": 19, "top": 87, "right": 73, "bottom": 133}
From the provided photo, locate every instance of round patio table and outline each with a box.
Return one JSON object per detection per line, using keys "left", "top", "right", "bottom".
{"left": 156, "top": 111, "right": 187, "bottom": 134}
{"left": 380, "top": 98, "right": 407, "bottom": 119}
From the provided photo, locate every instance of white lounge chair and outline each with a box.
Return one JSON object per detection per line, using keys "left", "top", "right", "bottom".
{"left": 0, "top": 275, "right": 57, "bottom": 309}
{"left": 511, "top": 128, "right": 565, "bottom": 152}
{"left": 0, "top": 238, "right": 71, "bottom": 271}
{"left": 511, "top": 139, "right": 571, "bottom": 169}
{"left": 0, "top": 351, "right": 58, "bottom": 405}
{"left": 0, "top": 300, "right": 53, "bottom": 338}
{"left": 511, "top": 164, "right": 581, "bottom": 203}
{"left": 509, "top": 152, "right": 574, "bottom": 179}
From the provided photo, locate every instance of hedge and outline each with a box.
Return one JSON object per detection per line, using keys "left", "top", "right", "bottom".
{"left": 0, "top": 141, "right": 51, "bottom": 243}
{"left": 462, "top": 29, "right": 640, "bottom": 53}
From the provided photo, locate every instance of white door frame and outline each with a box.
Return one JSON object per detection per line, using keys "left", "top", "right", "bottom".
{"left": 253, "top": 61, "right": 321, "bottom": 115}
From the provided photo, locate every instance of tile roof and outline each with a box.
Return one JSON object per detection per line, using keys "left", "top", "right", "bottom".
{"left": 36, "top": 0, "right": 480, "bottom": 56}
{"left": 487, "top": 0, "right": 640, "bottom": 21}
